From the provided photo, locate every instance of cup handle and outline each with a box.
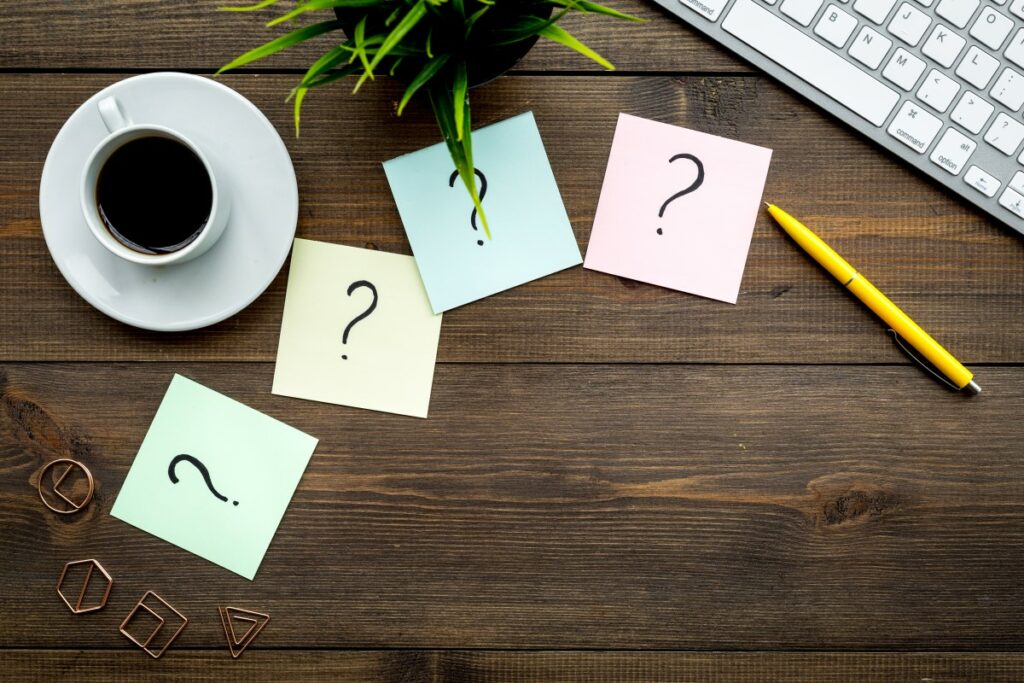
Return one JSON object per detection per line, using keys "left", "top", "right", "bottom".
{"left": 97, "top": 96, "right": 130, "bottom": 133}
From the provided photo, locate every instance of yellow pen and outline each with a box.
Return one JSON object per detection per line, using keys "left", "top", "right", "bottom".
{"left": 766, "top": 204, "right": 980, "bottom": 395}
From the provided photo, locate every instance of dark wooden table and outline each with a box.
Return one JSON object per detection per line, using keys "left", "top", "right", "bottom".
{"left": 3, "top": 1, "right": 1023, "bottom": 680}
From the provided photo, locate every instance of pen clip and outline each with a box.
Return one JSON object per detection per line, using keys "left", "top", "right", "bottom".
{"left": 887, "top": 329, "right": 959, "bottom": 392}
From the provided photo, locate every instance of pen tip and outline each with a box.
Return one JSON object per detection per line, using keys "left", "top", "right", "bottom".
{"left": 764, "top": 202, "right": 773, "bottom": 209}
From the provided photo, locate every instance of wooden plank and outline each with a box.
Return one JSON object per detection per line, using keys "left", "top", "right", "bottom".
{"left": 3, "top": 363, "right": 1023, "bottom": 649}
{"left": 0, "top": 0, "right": 745, "bottom": 73}
{"left": 4, "top": 650, "right": 1024, "bottom": 682}
{"left": 3, "top": 74, "right": 1022, "bottom": 363}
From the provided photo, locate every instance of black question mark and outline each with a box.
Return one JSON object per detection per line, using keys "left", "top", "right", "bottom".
{"left": 657, "top": 153, "right": 705, "bottom": 235}
{"left": 449, "top": 168, "right": 487, "bottom": 246}
{"left": 167, "top": 454, "right": 238, "bottom": 506}
{"left": 342, "top": 280, "right": 378, "bottom": 360}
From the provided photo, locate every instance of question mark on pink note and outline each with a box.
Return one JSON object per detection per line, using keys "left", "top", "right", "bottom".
{"left": 657, "top": 153, "right": 705, "bottom": 235}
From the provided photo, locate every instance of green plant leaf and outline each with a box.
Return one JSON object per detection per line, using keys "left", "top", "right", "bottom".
{"left": 299, "top": 45, "right": 348, "bottom": 88}
{"left": 537, "top": 22, "right": 614, "bottom": 69}
{"left": 397, "top": 54, "right": 450, "bottom": 115}
{"left": 353, "top": 15, "right": 374, "bottom": 77}
{"left": 465, "top": 4, "right": 492, "bottom": 33}
{"left": 488, "top": 7, "right": 572, "bottom": 45}
{"left": 219, "top": 0, "right": 280, "bottom": 12}
{"left": 453, "top": 61, "right": 468, "bottom": 141}
{"left": 217, "top": 20, "right": 341, "bottom": 73}
{"left": 548, "top": 0, "right": 646, "bottom": 21}
{"left": 366, "top": 0, "right": 428, "bottom": 74}
{"left": 293, "top": 87, "right": 308, "bottom": 136}
{"left": 266, "top": 0, "right": 384, "bottom": 28}
{"left": 458, "top": 101, "right": 488, "bottom": 237}
{"left": 429, "top": 85, "right": 490, "bottom": 240}
{"left": 291, "top": 63, "right": 361, "bottom": 134}
{"left": 298, "top": 63, "right": 362, "bottom": 90}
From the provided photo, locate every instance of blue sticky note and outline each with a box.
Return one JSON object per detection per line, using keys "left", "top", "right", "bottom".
{"left": 383, "top": 112, "right": 582, "bottom": 313}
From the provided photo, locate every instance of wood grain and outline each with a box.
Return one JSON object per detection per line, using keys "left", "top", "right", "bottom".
{"left": 5, "top": 0, "right": 1024, "bottom": 674}
{"left": 3, "top": 363, "right": 1023, "bottom": 650}
{"left": 0, "top": 0, "right": 745, "bottom": 73}
{"left": 3, "top": 74, "right": 1021, "bottom": 363}
{"left": 4, "top": 650, "right": 1024, "bottom": 682}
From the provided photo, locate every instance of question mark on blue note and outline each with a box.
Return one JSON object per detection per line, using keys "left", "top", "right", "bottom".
{"left": 342, "top": 280, "right": 378, "bottom": 360}
{"left": 449, "top": 168, "right": 487, "bottom": 246}
{"left": 168, "top": 454, "right": 238, "bottom": 506}
{"left": 657, "top": 153, "right": 705, "bottom": 235}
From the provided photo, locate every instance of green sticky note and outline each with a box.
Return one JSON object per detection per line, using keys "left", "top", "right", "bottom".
{"left": 111, "top": 375, "right": 318, "bottom": 580}
{"left": 272, "top": 239, "right": 443, "bottom": 418}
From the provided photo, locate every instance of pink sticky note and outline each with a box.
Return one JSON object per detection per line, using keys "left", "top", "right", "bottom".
{"left": 584, "top": 114, "right": 772, "bottom": 304}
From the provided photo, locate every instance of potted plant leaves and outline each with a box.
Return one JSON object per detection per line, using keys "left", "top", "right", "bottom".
{"left": 218, "top": 0, "right": 643, "bottom": 240}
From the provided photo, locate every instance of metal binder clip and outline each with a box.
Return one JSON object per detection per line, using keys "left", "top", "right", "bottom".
{"left": 887, "top": 329, "right": 960, "bottom": 392}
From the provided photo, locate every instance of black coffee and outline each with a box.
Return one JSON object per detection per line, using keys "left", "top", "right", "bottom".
{"left": 96, "top": 136, "right": 213, "bottom": 254}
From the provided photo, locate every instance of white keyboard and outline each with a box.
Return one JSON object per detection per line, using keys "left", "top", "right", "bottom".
{"left": 654, "top": 0, "right": 1024, "bottom": 236}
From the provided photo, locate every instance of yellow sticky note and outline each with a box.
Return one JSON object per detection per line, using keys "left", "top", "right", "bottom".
{"left": 272, "top": 239, "right": 442, "bottom": 418}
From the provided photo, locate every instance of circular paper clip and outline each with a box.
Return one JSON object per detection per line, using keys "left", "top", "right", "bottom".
{"left": 37, "top": 458, "right": 95, "bottom": 514}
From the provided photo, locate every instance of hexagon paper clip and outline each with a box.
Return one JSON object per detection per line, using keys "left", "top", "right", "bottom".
{"left": 57, "top": 559, "right": 113, "bottom": 614}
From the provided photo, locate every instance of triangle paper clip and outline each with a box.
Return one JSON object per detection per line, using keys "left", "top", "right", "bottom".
{"left": 218, "top": 606, "right": 270, "bottom": 658}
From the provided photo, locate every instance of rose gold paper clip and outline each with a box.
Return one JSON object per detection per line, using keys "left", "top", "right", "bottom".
{"left": 37, "top": 458, "right": 94, "bottom": 514}
{"left": 57, "top": 559, "right": 112, "bottom": 613}
{"left": 119, "top": 591, "right": 188, "bottom": 659}
{"left": 219, "top": 606, "right": 270, "bottom": 658}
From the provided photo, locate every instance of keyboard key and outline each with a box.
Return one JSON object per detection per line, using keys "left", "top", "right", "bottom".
{"left": 1010, "top": 170, "right": 1024, "bottom": 193}
{"left": 850, "top": 26, "right": 893, "bottom": 68}
{"left": 936, "top": 0, "right": 979, "bottom": 28}
{"left": 990, "top": 67, "right": 1024, "bottom": 110}
{"left": 722, "top": 0, "right": 900, "bottom": 125}
{"left": 950, "top": 91, "right": 994, "bottom": 133}
{"left": 921, "top": 24, "right": 965, "bottom": 68}
{"left": 888, "top": 3, "right": 931, "bottom": 45}
{"left": 929, "top": 127, "right": 976, "bottom": 173}
{"left": 998, "top": 186, "right": 1024, "bottom": 217}
{"left": 917, "top": 69, "right": 960, "bottom": 111}
{"left": 964, "top": 165, "right": 1000, "bottom": 196}
{"left": 883, "top": 48, "right": 927, "bottom": 89}
{"left": 815, "top": 4, "right": 859, "bottom": 46}
{"left": 1010, "top": 0, "right": 1024, "bottom": 20}
{"left": 678, "top": 0, "right": 730, "bottom": 21}
{"left": 956, "top": 46, "right": 999, "bottom": 88}
{"left": 970, "top": 7, "right": 1013, "bottom": 50}
{"left": 914, "top": 0, "right": 934, "bottom": 6}
{"left": 1005, "top": 29, "right": 1024, "bottom": 69}
{"left": 984, "top": 112, "right": 1024, "bottom": 154}
{"left": 782, "top": 0, "right": 825, "bottom": 24}
{"left": 887, "top": 100, "right": 943, "bottom": 151}
{"left": 854, "top": 0, "right": 898, "bottom": 23}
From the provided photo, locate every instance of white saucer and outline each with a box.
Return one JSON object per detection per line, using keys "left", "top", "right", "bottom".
{"left": 40, "top": 72, "right": 298, "bottom": 331}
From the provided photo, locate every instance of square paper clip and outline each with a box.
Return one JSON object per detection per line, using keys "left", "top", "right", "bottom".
{"left": 119, "top": 591, "right": 188, "bottom": 658}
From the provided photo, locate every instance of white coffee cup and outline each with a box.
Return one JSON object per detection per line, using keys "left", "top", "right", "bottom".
{"left": 80, "top": 96, "right": 230, "bottom": 265}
